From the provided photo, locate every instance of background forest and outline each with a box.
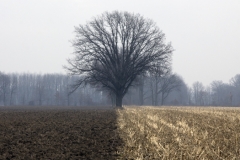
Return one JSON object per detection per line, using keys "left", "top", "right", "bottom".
{"left": 0, "top": 72, "right": 239, "bottom": 107}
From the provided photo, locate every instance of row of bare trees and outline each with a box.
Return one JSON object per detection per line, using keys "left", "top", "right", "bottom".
{"left": 124, "top": 73, "right": 240, "bottom": 107}
{"left": 0, "top": 72, "right": 104, "bottom": 106}
{"left": 0, "top": 71, "right": 239, "bottom": 107}
{"left": 190, "top": 74, "right": 240, "bottom": 106}
{"left": 0, "top": 71, "right": 187, "bottom": 107}
{"left": 127, "top": 72, "right": 187, "bottom": 106}
{"left": 0, "top": 72, "right": 17, "bottom": 106}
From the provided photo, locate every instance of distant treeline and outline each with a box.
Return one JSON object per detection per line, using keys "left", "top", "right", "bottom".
{"left": 0, "top": 72, "right": 239, "bottom": 106}
{"left": 0, "top": 73, "right": 104, "bottom": 106}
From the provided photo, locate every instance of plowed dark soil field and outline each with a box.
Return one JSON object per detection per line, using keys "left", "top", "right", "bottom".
{"left": 0, "top": 107, "right": 123, "bottom": 160}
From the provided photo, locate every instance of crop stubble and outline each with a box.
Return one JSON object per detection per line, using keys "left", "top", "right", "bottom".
{"left": 117, "top": 106, "right": 240, "bottom": 159}
{"left": 0, "top": 106, "right": 240, "bottom": 159}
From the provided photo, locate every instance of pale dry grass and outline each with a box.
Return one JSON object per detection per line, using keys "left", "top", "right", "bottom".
{"left": 116, "top": 106, "right": 240, "bottom": 159}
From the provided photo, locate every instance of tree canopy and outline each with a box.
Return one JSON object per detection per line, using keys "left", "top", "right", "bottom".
{"left": 66, "top": 11, "right": 173, "bottom": 107}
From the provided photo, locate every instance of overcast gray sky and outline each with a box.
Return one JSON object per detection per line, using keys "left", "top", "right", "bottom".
{"left": 0, "top": 0, "right": 240, "bottom": 86}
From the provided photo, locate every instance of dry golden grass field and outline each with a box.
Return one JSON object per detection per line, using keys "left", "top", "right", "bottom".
{"left": 0, "top": 106, "right": 240, "bottom": 159}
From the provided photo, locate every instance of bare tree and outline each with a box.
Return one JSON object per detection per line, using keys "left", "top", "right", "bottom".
{"left": 230, "top": 74, "right": 240, "bottom": 106}
{"left": 36, "top": 75, "right": 45, "bottom": 106}
{"left": 203, "top": 86, "right": 212, "bottom": 106}
{"left": 158, "top": 73, "right": 183, "bottom": 105}
{"left": 192, "top": 81, "right": 204, "bottom": 105}
{"left": 230, "top": 74, "right": 240, "bottom": 87}
{"left": 145, "top": 59, "right": 182, "bottom": 106}
{"left": 0, "top": 72, "right": 10, "bottom": 106}
{"left": 9, "top": 74, "right": 18, "bottom": 105}
{"left": 137, "top": 75, "right": 145, "bottom": 105}
{"left": 65, "top": 11, "right": 173, "bottom": 108}
{"left": 147, "top": 61, "right": 171, "bottom": 105}
{"left": 211, "top": 81, "right": 233, "bottom": 106}
{"left": 211, "top": 81, "right": 224, "bottom": 106}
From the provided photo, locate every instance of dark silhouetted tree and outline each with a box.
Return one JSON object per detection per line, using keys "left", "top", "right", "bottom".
{"left": 66, "top": 11, "right": 173, "bottom": 107}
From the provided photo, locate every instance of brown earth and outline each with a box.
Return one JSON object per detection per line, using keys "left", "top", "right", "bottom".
{"left": 0, "top": 107, "right": 123, "bottom": 160}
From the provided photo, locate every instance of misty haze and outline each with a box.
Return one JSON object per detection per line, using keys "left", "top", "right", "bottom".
{"left": 0, "top": 1, "right": 240, "bottom": 159}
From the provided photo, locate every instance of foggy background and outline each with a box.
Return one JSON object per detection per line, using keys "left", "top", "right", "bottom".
{"left": 0, "top": 1, "right": 240, "bottom": 106}
{"left": 1, "top": 0, "right": 240, "bottom": 86}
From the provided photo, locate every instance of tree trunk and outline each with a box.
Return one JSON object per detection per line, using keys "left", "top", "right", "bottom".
{"left": 150, "top": 82, "right": 154, "bottom": 105}
{"left": 154, "top": 78, "right": 158, "bottom": 106}
{"left": 9, "top": 92, "right": 13, "bottom": 105}
{"left": 3, "top": 92, "right": 6, "bottom": 106}
{"left": 151, "top": 89, "right": 154, "bottom": 106}
{"left": 116, "top": 94, "right": 123, "bottom": 108}
{"left": 139, "top": 86, "right": 144, "bottom": 105}
{"left": 155, "top": 91, "right": 158, "bottom": 106}
{"left": 138, "top": 77, "right": 144, "bottom": 105}
{"left": 67, "top": 94, "right": 70, "bottom": 106}
{"left": 111, "top": 93, "right": 116, "bottom": 107}
{"left": 161, "top": 93, "right": 164, "bottom": 105}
